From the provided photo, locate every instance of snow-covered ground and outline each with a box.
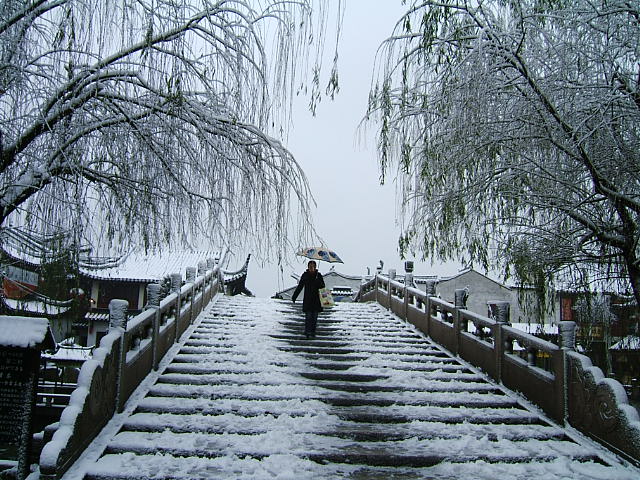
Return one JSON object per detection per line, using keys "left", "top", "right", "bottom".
{"left": 47, "top": 296, "right": 639, "bottom": 480}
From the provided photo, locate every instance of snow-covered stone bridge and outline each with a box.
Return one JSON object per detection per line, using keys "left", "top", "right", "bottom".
{"left": 63, "top": 296, "right": 637, "bottom": 480}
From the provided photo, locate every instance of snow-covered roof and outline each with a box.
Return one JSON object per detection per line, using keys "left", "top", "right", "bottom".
{"left": 0, "top": 315, "right": 55, "bottom": 349}
{"left": 0, "top": 227, "right": 222, "bottom": 283}
{"left": 80, "top": 250, "right": 220, "bottom": 282}
{"left": 2, "top": 297, "right": 71, "bottom": 316}
{"left": 610, "top": 335, "right": 640, "bottom": 351}
{"left": 43, "top": 345, "right": 92, "bottom": 362}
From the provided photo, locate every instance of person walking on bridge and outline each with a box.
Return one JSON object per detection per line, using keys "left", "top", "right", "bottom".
{"left": 292, "top": 260, "right": 325, "bottom": 339}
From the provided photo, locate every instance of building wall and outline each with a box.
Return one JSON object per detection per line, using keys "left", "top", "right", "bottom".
{"left": 437, "top": 270, "right": 512, "bottom": 318}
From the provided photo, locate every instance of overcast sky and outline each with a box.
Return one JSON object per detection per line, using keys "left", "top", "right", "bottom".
{"left": 236, "top": 1, "right": 463, "bottom": 297}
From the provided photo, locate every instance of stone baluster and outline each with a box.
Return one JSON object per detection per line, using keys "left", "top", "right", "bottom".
{"left": 198, "top": 260, "right": 207, "bottom": 277}
{"left": 493, "top": 300, "right": 511, "bottom": 383}
{"left": 145, "top": 283, "right": 161, "bottom": 369}
{"left": 186, "top": 267, "right": 196, "bottom": 283}
{"left": 109, "top": 299, "right": 129, "bottom": 330}
{"left": 559, "top": 321, "right": 577, "bottom": 351}
{"left": 455, "top": 288, "right": 469, "bottom": 335}
{"left": 170, "top": 273, "right": 182, "bottom": 336}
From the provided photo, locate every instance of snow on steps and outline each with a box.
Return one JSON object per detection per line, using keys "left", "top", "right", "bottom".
{"left": 83, "top": 297, "right": 638, "bottom": 480}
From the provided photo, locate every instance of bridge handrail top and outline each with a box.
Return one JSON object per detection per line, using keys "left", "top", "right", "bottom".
{"left": 429, "top": 296, "right": 455, "bottom": 309}
{"left": 160, "top": 292, "right": 178, "bottom": 309}
{"left": 125, "top": 308, "right": 155, "bottom": 333}
{"left": 460, "top": 309, "right": 497, "bottom": 327}
{"left": 406, "top": 286, "right": 426, "bottom": 298}
{"left": 502, "top": 325, "right": 560, "bottom": 353}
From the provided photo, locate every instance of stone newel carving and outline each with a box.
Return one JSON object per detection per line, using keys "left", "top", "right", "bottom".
{"left": 186, "top": 267, "right": 196, "bottom": 283}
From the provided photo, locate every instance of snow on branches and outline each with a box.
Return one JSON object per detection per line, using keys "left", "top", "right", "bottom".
{"left": 0, "top": 0, "right": 337, "bottom": 256}
{"left": 368, "top": 0, "right": 640, "bottom": 305}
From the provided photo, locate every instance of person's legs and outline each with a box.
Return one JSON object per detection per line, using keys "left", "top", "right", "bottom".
{"left": 304, "top": 311, "right": 319, "bottom": 338}
{"left": 304, "top": 311, "right": 313, "bottom": 338}
{"left": 309, "top": 311, "right": 319, "bottom": 337}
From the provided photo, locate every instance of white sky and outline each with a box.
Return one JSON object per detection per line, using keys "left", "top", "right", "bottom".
{"left": 236, "top": 1, "right": 462, "bottom": 297}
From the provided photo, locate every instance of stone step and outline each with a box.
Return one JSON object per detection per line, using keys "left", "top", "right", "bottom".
{"left": 133, "top": 396, "right": 542, "bottom": 425}
{"left": 297, "top": 370, "right": 483, "bottom": 383}
{"left": 156, "top": 373, "right": 499, "bottom": 393}
{"left": 146, "top": 383, "right": 517, "bottom": 408}
{"left": 101, "top": 431, "right": 599, "bottom": 467}
{"left": 276, "top": 345, "right": 447, "bottom": 356}
{"left": 83, "top": 453, "right": 611, "bottom": 480}
{"left": 121, "top": 411, "right": 567, "bottom": 441}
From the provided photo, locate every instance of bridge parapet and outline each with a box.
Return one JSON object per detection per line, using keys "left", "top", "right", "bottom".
{"left": 39, "top": 263, "right": 223, "bottom": 479}
{"left": 359, "top": 274, "right": 640, "bottom": 465}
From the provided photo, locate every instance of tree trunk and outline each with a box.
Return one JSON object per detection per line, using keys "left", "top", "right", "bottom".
{"left": 625, "top": 255, "right": 640, "bottom": 309}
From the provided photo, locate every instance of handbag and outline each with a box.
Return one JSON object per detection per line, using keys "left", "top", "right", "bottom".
{"left": 318, "top": 287, "right": 335, "bottom": 308}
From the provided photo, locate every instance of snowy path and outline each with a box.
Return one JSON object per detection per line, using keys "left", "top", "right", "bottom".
{"left": 72, "top": 297, "right": 637, "bottom": 479}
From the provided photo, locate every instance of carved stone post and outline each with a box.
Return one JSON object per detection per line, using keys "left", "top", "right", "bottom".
{"left": 170, "top": 273, "right": 182, "bottom": 337}
{"left": 109, "top": 299, "right": 128, "bottom": 412}
{"left": 170, "top": 273, "right": 182, "bottom": 293}
{"left": 387, "top": 269, "right": 395, "bottom": 309}
{"left": 492, "top": 301, "right": 510, "bottom": 383}
{"left": 145, "top": 283, "right": 161, "bottom": 370}
{"left": 186, "top": 267, "right": 196, "bottom": 283}
{"left": 424, "top": 280, "right": 437, "bottom": 336}
{"left": 109, "top": 299, "right": 129, "bottom": 330}
{"left": 559, "top": 321, "right": 577, "bottom": 351}
{"left": 197, "top": 260, "right": 207, "bottom": 277}
{"left": 425, "top": 280, "right": 437, "bottom": 297}
{"left": 559, "top": 321, "right": 577, "bottom": 422}
{"left": 453, "top": 288, "right": 468, "bottom": 354}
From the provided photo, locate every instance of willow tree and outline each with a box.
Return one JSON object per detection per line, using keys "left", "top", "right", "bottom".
{"left": 367, "top": 0, "right": 640, "bottom": 307}
{"left": 0, "top": 0, "right": 338, "bottom": 257}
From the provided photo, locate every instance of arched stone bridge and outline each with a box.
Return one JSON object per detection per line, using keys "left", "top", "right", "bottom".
{"left": 36, "top": 271, "right": 639, "bottom": 479}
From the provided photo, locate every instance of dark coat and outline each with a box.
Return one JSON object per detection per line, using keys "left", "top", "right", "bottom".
{"left": 292, "top": 270, "right": 325, "bottom": 312}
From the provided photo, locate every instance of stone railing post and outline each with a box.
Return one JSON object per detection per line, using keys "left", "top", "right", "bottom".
{"left": 559, "top": 321, "right": 577, "bottom": 422}
{"left": 197, "top": 260, "right": 207, "bottom": 277}
{"left": 492, "top": 301, "right": 510, "bottom": 383}
{"left": 373, "top": 274, "right": 380, "bottom": 303}
{"left": 388, "top": 269, "right": 395, "bottom": 309}
{"left": 454, "top": 288, "right": 468, "bottom": 355}
{"left": 171, "top": 273, "right": 182, "bottom": 337}
{"left": 404, "top": 272, "right": 414, "bottom": 321}
{"left": 186, "top": 267, "right": 196, "bottom": 283}
{"left": 559, "top": 321, "right": 577, "bottom": 351}
{"left": 145, "top": 283, "right": 161, "bottom": 370}
{"left": 424, "top": 280, "right": 437, "bottom": 337}
{"left": 206, "top": 258, "right": 216, "bottom": 270}
{"left": 109, "top": 299, "right": 128, "bottom": 412}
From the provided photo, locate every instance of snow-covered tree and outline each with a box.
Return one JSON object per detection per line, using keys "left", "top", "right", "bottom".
{"left": 0, "top": 0, "right": 338, "bottom": 256}
{"left": 367, "top": 0, "right": 640, "bottom": 306}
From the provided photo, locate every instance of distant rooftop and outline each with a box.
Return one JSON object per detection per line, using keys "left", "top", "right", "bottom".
{"left": 80, "top": 250, "right": 221, "bottom": 282}
{"left": 0, "top": 226, "right": 221, "bottom": 283}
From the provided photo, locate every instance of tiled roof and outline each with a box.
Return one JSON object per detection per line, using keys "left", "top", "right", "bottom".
{"left": 80, "top": 250, "right": 221, "bottom": 282}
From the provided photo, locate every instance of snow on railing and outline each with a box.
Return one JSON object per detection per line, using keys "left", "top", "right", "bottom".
{"left": 38, "top": 261, "right": 224, "bottom": 479}
{"left": 359, "top": 273, "right": 640, "bottom": 465}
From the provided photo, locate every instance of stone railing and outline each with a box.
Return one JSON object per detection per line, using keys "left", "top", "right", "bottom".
{"left": 359, "top": 274, "right": 640, "bottom": 465}
{"left": 38, "top": 262, "right": 223, "bottom": 479}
